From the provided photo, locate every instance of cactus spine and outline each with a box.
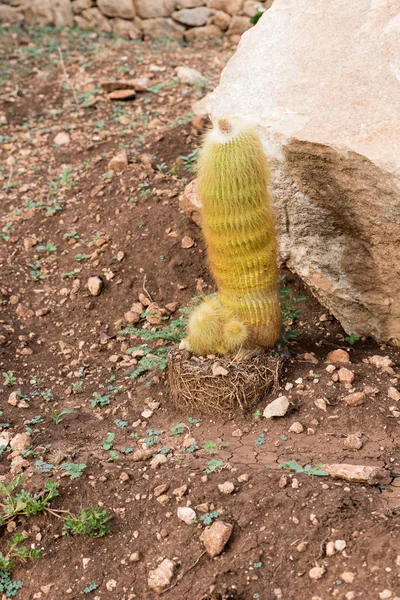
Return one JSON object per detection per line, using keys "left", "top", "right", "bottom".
{"left": 187, "top": 118, "right": 281, "bottom": 355}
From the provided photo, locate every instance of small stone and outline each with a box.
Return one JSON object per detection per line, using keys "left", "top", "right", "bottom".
{"left": 388, "top": 387, "right": 400, "bottom": 401}
{"left": 327, "top": 349, "right": 350, "bottom": 363}
{"left": 278, "top": 475, "right": 288, "bottom": 488}
{"left": 218, "top": 481, "right": 235, "bottom": 494}
{"left": 341, "top": 571, "right": 355, "bottom": 584}
{"left": 8, "top": 392, "right": 19, "bottom": 406}
{"left": 54, "top": 131, "right": 70, "bottom": 145}
{"left": 212, "top": 362, "right": 228, "bottom": 377}
{"left": 156, "top": 494, "right": 170, "bottom": 506}
{"left": 326, "top": 364, "right": 336, "bottom": 373}
{"left": 141, "top": 409, "right": 153, "bottom": 419}
{"left": 314, "top": 398, "right": 328, "bottom": 411}
{"left": 87, "top": 276, "right": 103, "bottom": 296}
{"left": 326, "top": 541, "right": 336, "bottom": 556}
{"left": 338, "top": 367, "right": 355, "bottom": 384}
{"left": 120, "top": 472, "right": 129, "bottom": 482}
{"left": 181, "top": 235, "right": 195, "bottom": 248}
{"left": 289, "top": 422, "right": 304, "bottom": 434}
{"left": 238, "top": 473, "right": 249, "bottom": 483}
{"left": 150, "top": 454, "right": 167, "bottom": 469}
{"left": 9, "top": 433, "right": 30, "bottom": 452}
{"left": 108, "top": 89, "right": 136, "bottom": 101}
{"left": 129, "top": 551, "right": 140, "bottom": 562}
{"left": 368, "top": 355, "right": 393, "bottom": 369}
{"left": 296, "top": 541, "right": 308, "bottom": 552}
{"left": 309, "top": 565, "right": 326, "bottom": 580}
{"left": 0, "top": 335, "right": 6, "bottom": 345}
{"left": 154, "top": 484, "right": 169, "bottom": 497}
{"left": 343, "top": 434, "right": 363, "bottom": 450}
{"left": 334, "top": 539, "right": 347, "bottom": 551}
{"left": 172, "top": 484, "right": 188, "bottom": 499}
{"left": 124, "top": 311, "right": 140, "bottom": 324}
{"left": 343, "top": 391, "right": 366, "bottom": 406}
{"left": 177, "top": 506, "right": 196, "bottom": 524}
{"left": 263, "top": 396, "right": 290, "bottom": 418}
{"left": 108, "top": 150, "right": 128, "bottom": 171}
{"left": 147, "top": 559, "right": 175, "bottom": 594}
{"left": 231, "top": 428, "right": 242, "bottom": 437}
{"left": 176, "top": 65, "right": 207, "bottom": 85}
{"left": 379, "top": 591, "right": 393, "bottom": 599}
{"left": 201, "top": 521, "right": 233, "bottom": 557}
{"left": 0, "top": 431, "right": 10, "bottom": 448}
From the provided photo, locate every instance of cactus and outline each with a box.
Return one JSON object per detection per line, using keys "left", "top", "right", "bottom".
{"left": 187, "top": 118, "right": 281, "bottom": 355}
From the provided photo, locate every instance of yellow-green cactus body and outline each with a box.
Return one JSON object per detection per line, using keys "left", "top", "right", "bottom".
{"left": 197, "top": 119, "right": 281, "bottom": 349}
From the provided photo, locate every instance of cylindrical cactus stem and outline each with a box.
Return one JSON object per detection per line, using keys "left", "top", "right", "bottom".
{"left": 197, "top": 118, "right": 281, "bottom": 349}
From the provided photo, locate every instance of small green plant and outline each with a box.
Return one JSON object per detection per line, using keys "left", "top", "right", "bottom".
{"left": 250, "top": 6, "right": 267, "bottom": 25}
{"left": 345, "top": 332, "right": 360, "bottom": 345}
{"left": 279, "top": 460, "right": 328, "bottom": 477}
{"left": 102, "top": 433, "right": 114, "bottom": 451}
{"left": 31, "top": 377, "right": 43, "bottom": 388}
{"left": 90, "top": 392, "right": 110, "bottom": 408}
{"left": 28, "top": 261, "right": 44, "bottom": 281}
{"left": 36, "top": 242, "right": 57, "bottom": 254}
{"left": 179, "top": 148, "right": 199, "bottom": 172}
{"left": 280, "top": 278, "right": 307, "bottom": 340}
{"left": 202, "top": 441, "right": 217, "bottom": 454}
{"left": 50, "top": 407, "right": 74, "bottom": 425}
{"left": 199, "top": 511, "right": 219, "bottom": 526}
{"left": 83, "top": 583, "right": 100, "bottom": 594}
{"left": 114, "top": 419, "right": 128, "bottom": 429}
{"left": 204, "top": 459, "right": 225, "bottom": 474}
{"left": 34, "top": 460, "right": 53, "bottom": 474}
{"left": 60, "top": 167, "right": 75, "bottom": 188}
{"left": 0, "top": 569, "right": 24, "bottom": 597}
{"left": 60, "top": 462, "right": 86, "bottom": 479}
{"left": 0, "top": 477, "right": 59, "bottom": 525}
{"left": 4, "top": 533, "right": 40, "bottom": 564}
{"left": 171, "top": 423, "right": 187, "bottom": 436}
{"left": 62, "top": 508, "right": 111, "bottom": 538}
{"left": 254, "top": 433, "right": 266, "bottom": 447}
{"left": 2, "top": 372, "right": 16, "bottom": 387}
{"left": 72, "top": 381, "right": 83, "bottom": 393}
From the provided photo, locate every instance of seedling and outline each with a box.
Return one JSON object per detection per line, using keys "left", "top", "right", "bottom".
{"left": 199, "top": 511, "right": 219, "bottom": 526}
{"left": 50, "top": 407, "right": 75, "bottom": 425}
{"left": 36, "top": 242, "right": 57, "bottom": 254}
{"left": 255, "top": 433, "right": 266, "bottom": 447}
{"left": 83, "top": 583, "right": 100, "bottom": 594}
{"left": 62, "top": 507, "right": 111, "bottom": 538}
{"left": 102, "top": 433, "right": 114, "bottom": 451}
{"left": 204, "top": 459, "right": 225, "bottom": 474}
{"left": 2, "top": 372, "right": 16, "bottom": 387}
{"left": 202, "top": 441, "right": 217, "bottom": 454}
{"left": 60, "top": 462, "right": 86, "bottom": 479}
{"left": 90, "top": 392, "right": 110, "bottom": 408}
{"left": 345, "top": 332, "right": 360, "bottom": 345}
{"left": 279, "top": 460, "right": 328, "bottom": 477}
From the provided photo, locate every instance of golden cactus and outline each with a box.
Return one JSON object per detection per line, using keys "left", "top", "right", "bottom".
{"left": 187, "top": 118, "right": 281, "bottom": 355}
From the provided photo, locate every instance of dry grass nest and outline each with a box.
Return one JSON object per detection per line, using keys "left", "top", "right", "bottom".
{"left": 168, "top": 348, "right": 284, "bottom": 414}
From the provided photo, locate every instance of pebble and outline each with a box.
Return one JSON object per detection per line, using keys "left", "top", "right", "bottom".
{"left": 326, "top": 349, "right": 350, "bottom": 363}
{"left": 218, "top": 481, "right": 235, "bottom": 494}
{"left": 177, "top": 506, "right": 196, "bottom": 524}
{"left": 343, "top": 434, "right": 363, "bottom": 450}
{"left": 379, "top": 591, "right": 393, "bottom": 599}
{"left": 108, "top": 89, "right": 136, "bottom": 100}
{"left": 326, "top": 364, "right": 336, "bottom": 373}
{"left": 334, "top": 539, "right": 347, "bottom": 551}
{"left": 129, "top": 552, "right": 140, "bottom": 563}
{"left": 338, "top": 367, "right": 355, "bottom": 384}
{"left": 388, "top": 387, "right": 400, "bottom": 401}
{"left": 237, "top": 473, "right": 249, "bottom": 483}
{"left": 368, "top": 355, "right": 393, "bottom": 369}
{"left": 141, "top": 409, "right": 153, "bottom": 419}
{"left": 278, "top": 475, "right": 288, "bottom": 488}
{"left": 124, "top": 310, "right": 140, "bottom": 324}
{"left": 175, "top": 65, "right": 206, "bottom": 85}
{"left": 150, "top": 454, "right": 167, "bottom": 469}
{"left": 326, "top": 541, "right": 335, "bottom": 556}
{"left": 343, "top": 391, "right": 366, "bottom": 406}
{"left": 87, "top": 276, "right": 103, "bottom": 296}
{"left": 201, "top": 521, "right": 233, "bottom": 557}
{"left": 289, "top": 421, "right": 304, "bottom": 434}
{"left": 172, "top": 484, "right": 188, "bottom": 499}
{"left": 156, "top": 494, "right": 170, "bottom": 506}
{"left": 314, "top": 398, "right": 327, "bottom": 411}
{"left": 263, "top": 396, "right": 290, "bottom": 418}
{"left": 108, "top": 150, "right": 128, "bottom": 171}
{"left": 10, "top": 432, "right": 30, "bottom": 452}
{"left": 232, "top": 428, "right": 243, "bottom": 437}
{"left": 54, "top": 131, "right": 70, "bottom": 145}
{"left": 154, "top": 484, "right": 169, "bottom": 497}
{"left": 105, "top": 580, "right": 117, "bottom": 591}
{"left": 0, "top": 431, "right": 10, "bottom": 448}
{"left": 341, "top": 571, "right": 355, "bottom": 583}
{"left": 181, "top": 235, "right": 195, "bottom": 249}
{"left": 309, "top": 565, "right": 326, "bottom": 580}
{"left": 212, "top": 362, "right": 229, "bottom": 377}
{"left": 147, "top": 559, "right": 175, "bottom": 594}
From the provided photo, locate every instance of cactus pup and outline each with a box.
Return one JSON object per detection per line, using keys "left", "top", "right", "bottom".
{"left": 187, "top": 117, "right": 281, "bottom": 355}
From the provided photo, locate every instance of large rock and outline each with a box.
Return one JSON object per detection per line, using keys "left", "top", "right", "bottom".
{"left": 206, "top": 0, "right": 400, "bottom": 347}
{"left": 112, "top": 17, "right": 141, "bottom": 38}
{"left": 71, "top": 0, "right": 92, "bottom": 14}
{"left": 54, "top": 0, "right": 74, "bottom": 27}
{"left": 207, "top": 0, "right": 244, "bottom": 15}
{"left": 142, "top": 17, "right": 184, "bottom": 40}
{"left": 97, "top": 0, "right": 135, "bottom": 19}
{"left": 75, "top": 7, "right": 112, "bottom": 31}
{"left": 135, "top": 0, "right": 176, "bottom": 19}
{"left": 25, "top": 0, "right": 53, "bottom": 25}
{"left": 172, "top": 7, "right": 210, "bottom": 26}
{"left": 0, "top": 4, "right": 24, "bottom": 21}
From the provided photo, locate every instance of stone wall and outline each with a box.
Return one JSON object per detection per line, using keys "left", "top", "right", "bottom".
{"left": 0, "top": 0, "right": 273, "bottom": 41}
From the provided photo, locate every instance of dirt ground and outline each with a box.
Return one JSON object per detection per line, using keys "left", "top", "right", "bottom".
{"left": 0, "top": 24, "right": 399, "bottom": 600}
